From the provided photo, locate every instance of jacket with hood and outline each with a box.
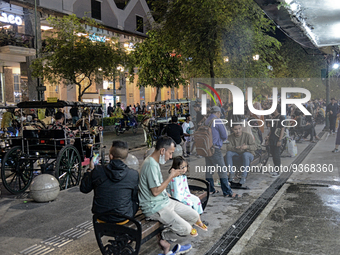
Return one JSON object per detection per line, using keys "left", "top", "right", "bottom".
{"left": 80, "top": 159, "right": 139, "bottom": 222}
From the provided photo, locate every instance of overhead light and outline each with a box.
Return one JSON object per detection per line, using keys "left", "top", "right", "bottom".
{"left": 117, "top": 66, "right": 124, "bottom": 72}
{"left": 224, "top": 57, "right": 229, "bottom": 62}
{"left": 41, "top": 25, "right": 53, "bottom": 31}
{"left": 253, "top": 54, "right": 260, "bottom": 61}
{"left": 290, "top": 3, "right": 299, "bottom": 12}
{"left": 331, "top": 23, "right": 340, "bottom": 38}
{"left": 333, "top": 63, "right": 339, "bottom": 69}
{"left": 76, "top": 32, "right": 87, "bottom": 36}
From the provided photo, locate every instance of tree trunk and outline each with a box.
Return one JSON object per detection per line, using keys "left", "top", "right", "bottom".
{"left": 78, "top": 84, "right": 82, "bottom": 102}
{"left": 209, "top": 57, "right": 215, "bottom": 79}
{"left": 154, "top": 87, "right": 160, "bottom": 102}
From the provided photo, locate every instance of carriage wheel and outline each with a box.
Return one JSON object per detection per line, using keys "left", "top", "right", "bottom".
{"left": 55, "top": 145, "right": 81, "bottom": 190}
{"left": 1, "top": 146, "right": 33, "bottom": 194}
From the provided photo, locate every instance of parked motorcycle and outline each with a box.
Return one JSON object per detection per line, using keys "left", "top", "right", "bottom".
{"left": 114, "top": 115, "right": 138, "bottom": 135}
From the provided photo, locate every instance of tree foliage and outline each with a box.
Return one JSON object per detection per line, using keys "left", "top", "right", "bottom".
{"left": 132, "top": 30, "right": 187, "bottom": 101}
{"left": 31, "top": 14, "right": 127, "bottom": 101}
{"left": 149, "top": 0, "right": 281, "bottom": 81}
{"left": 272, "top": 38, "right": 325, "bottom": 78}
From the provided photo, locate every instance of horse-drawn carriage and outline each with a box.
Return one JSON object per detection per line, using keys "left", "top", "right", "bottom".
{"left": 141, "top": 99, "right": 191, "bottom": 148}
{"left": 0, "top": 100, "right": 104, "bottom": 194}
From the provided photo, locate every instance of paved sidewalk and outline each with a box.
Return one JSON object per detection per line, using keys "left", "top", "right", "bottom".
{"left": 229, "top": 131, "right": 340, "bottom": 255}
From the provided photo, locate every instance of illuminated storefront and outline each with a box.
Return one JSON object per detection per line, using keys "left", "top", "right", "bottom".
{"left": 0, "top": 1, "right": 36, "bottom": 103}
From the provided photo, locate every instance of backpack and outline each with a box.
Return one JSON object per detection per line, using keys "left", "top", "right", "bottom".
{"left": 194, "top": 118, "right": 216, "bottom": 157}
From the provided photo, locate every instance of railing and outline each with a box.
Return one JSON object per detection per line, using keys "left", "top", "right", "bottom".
{"left": 0, "top": 30, "right": 35, "bottom": 48}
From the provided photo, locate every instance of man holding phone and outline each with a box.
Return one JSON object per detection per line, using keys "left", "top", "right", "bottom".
{"left": 80, "top": 140, "right": 139, "bottom": 223}
{"left": 139, "top": 136, "right": 197, "bottom": 255}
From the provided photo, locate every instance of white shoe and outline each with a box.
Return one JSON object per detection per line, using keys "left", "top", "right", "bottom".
{"left": 271, "top": 172, "right": 280, "bottom": 177}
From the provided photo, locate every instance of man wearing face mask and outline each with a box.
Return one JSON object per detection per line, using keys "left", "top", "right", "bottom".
{"left": 139, "top": 136, "right": 198, "bottom": 255}
{"left": 80, "top": 140, "right": 139, "bottom": 223}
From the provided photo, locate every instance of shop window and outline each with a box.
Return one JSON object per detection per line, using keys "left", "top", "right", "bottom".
{"left": 48, "top": 85, "right": 58, "bottom": 98}
{"left": 13, "top": 74, "right": 21, "bottom": 103}
{"left": 91, "top": 0, "right": 101, "bottom": 20}
{"left": 136, "top": 16, "right": 143, "bottom": 33}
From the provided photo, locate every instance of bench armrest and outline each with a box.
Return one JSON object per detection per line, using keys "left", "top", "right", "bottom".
{"left": 187, "top": 177, "right": 210, "bottom": 211}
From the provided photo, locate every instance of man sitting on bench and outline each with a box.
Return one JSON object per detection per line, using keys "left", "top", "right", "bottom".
{"left": 139, "top": 136, "right": 197, "bottom": 255}
{"left": 80, "top": 140, "right": 139, "bottom": 223}
{"left": 225, "top": 124, "right": 256, "bottom": 186}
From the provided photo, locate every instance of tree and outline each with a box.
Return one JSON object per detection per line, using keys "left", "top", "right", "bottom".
{"left": 149, "top": 0, "right": 281, "bottom": 81}
{"left": 132, "top": 30, "right": 186, "bottom": 101}
{"left": 272, "top": 38, "right": 325, "bottom": 78}
{"left": 31, "top": 14, "right": 126, "bottom": 101}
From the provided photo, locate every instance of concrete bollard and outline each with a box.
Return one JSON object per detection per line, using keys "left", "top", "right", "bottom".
{"left": 173, "top": 145, "right": 183, "bottom": 158}
{"left": 30, "top": 174, "right": 60, "bottom": 202}
{"left": 144, "top": 147, "right": 155, "bottom": 159}
{"left": 126, "top": 153, "right": 140, "bottom": 171}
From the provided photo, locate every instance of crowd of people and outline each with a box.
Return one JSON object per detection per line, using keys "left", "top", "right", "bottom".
{"left": 77, "top": 96, "right": 340, "bottom": 254}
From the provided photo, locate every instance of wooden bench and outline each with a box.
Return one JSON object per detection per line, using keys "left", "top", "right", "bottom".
{"left": 92, "top": 177, "right": 210, "bottom": 255}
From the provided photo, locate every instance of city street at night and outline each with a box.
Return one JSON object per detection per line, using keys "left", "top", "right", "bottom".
{"left": 1, "top": 125, "right": 340, "bottom": 255}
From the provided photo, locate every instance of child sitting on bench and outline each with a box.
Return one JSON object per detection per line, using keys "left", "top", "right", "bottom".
{"left": 168, "top": 156, "right": 208, "bottom": 235}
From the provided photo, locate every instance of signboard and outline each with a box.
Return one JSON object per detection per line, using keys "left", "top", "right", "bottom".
{"left": 89, "top": 33, "right": 106, "bottom": 42}
{"left": 0, "top": 12, "right": 23, "bottom": 25}
{"left": 36, "top": 86, "right": 46, "bottom": 91}
{"left": 47, "top": 97, "right": 58, "bottom": 103}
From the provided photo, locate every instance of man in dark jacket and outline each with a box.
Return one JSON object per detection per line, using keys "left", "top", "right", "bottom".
{"left": 326, "top": 98, "right": 339, "bottom": 134}
{"left": 80, "top": 140, "right": 139, "bottom": 222}
{"left": 166, "top": 116, "right": 183, "bottom": 145}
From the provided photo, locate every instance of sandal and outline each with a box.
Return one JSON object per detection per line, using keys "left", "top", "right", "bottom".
{"left": 210, "top": 190, "right": 220, "bottom": 195}
{"left": 225, "top": 193, "right": 240, "bottom": 199}
{"left": 190, "top": 228, "right": 198, "bottom": 237}
{"left": 194, "top": 220, "right": 208, "bottom": 231}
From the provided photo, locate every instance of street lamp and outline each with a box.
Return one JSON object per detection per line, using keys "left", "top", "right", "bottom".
{"left": 112, "top": 66, "right": 124, "bottom": 108}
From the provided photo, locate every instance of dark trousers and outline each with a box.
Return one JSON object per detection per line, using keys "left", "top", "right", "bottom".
{"left": 205, "top": 148, "right": 233, "bottom": 196}
{"left": 302, "top": 124, "right": 315, "bottom": 140}
{"left": 329, "top": 116, "right": 337, "bottom": 132}
{"left": 270, "top": 144, "right": 281, "bottom": 167}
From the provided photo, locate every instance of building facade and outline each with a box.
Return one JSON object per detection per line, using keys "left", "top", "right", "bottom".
{"left": 1, "top": 0, "right": 187, "bottom": 112}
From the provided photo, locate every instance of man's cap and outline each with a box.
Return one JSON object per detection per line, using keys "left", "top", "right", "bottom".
{"left": 211, "top": 106, "right": 221, "bottom": 113}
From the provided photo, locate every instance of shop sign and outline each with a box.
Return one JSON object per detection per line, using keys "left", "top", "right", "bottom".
{"left": 89, "top": 33, "right": 106, "bottom": 43}
{"left": 0, "top": 12, "right": 23, "bottom": 26}
{"left": 47, "top": 97, "right": 58, "bottom": 103}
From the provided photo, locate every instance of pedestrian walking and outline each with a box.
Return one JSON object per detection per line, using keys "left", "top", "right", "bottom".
{"left": 265, "top": 105, "right": 285, "bottom": 177}
{"left": 326, "top": 98, "right": 339, "bottom": 134}
{"left": 332, "top": 113, "right": 340, "bottom": 153}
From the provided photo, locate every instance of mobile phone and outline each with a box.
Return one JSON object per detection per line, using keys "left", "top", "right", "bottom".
{"left": 93, "top": 153, "right": 100, "bottom": 165}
